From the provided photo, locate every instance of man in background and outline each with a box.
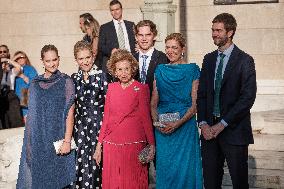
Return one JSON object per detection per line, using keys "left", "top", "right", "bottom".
{"left": 98, "top": 0, "right": 135, "bottom": 73}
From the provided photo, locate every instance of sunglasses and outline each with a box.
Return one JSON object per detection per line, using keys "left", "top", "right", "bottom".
{"left": 0, "top": 50, "right": 8, "bottom": 54}
{"left": 15, "top": 56, "right": 26, "bottom": 61}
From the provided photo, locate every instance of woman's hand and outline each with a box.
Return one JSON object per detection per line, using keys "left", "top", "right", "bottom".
{"left": 93, "top": 143, "right": 102, "bottom": 166}
{"left": 147, "top": 145, "right": 155, "bottom": 162}
{"left": 158, "top": 121, "right": 181, "bottom": 134}
{"left": 18, "top": 73, "right": 29, "bottom": 84}
{"left": 59, "top": 141, "right": 71, "bottom": 155}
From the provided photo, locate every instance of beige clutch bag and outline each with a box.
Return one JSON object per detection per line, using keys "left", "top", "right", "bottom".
{"left": 53, "top": 138, "right": 77, "bottom": 154}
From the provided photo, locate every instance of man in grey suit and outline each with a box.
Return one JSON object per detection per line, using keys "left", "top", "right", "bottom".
{"left": 197, "top": 13, "right": 257, "bottom": 189}
{"left": 98, "top": 0, "right": 135, "bottom": 73}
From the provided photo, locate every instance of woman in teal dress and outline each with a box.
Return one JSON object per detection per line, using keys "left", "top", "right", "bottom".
{"left": 151, "top": 33, "right": 203, "bottom": 189}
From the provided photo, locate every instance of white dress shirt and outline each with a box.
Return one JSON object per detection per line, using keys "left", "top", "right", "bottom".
{"left": 139, "top": 47, "right": 155, "bottom": 79}
{"left": 113, "top": 19, "right": 131, "bottom": 52}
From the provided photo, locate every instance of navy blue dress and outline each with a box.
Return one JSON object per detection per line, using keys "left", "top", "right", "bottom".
{"left": 72, "top": 65, "right": 108, "bottom": 188}
{"left": 17, "top": 71, "right": 76, "bottom": 189}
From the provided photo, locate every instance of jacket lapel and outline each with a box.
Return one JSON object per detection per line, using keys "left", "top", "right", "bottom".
{"left": 221, "top": 45, "right": 240, "bottom": 86}
{"left": 133, "top": 52, "right": 140, "bottom": 82}
{"left": 209, "top": 51, "right": 218, "bottom": 92}
{"left": 146, "top": 49, "right": 158, "bottom": 84}
{"left": 110, "top": 21, "right": 119, "bottom": 48}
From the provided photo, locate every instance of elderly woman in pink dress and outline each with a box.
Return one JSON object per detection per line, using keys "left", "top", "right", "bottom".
{"left": 94, "top": 49, "right": 155, "bottom": 189}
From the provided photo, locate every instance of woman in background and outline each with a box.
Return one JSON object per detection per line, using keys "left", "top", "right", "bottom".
{"left": 0, "top": 53, "right": 23, "bottom": 129}
{"left": 82, "top": 15, "right": 100, "bottom": 59}
{"left": 94, "top": 49, "right": 155, "bottom": 189}
{"left": 14, "top": 51, "right": 38, "bottom": 123}
{"left": 151, "top": 33, "right": 203, "bottom": 189}
{"left": 72, "top": 40, "right": 108, "bottom": 188}
{"left": 17, "top": 44, "right": 76, "bottom": 189}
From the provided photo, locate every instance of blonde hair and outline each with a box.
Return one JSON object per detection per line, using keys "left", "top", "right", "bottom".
{"left": 165, "top": 33, "right": 186, "bottom": 48}
{"left": 73, "top": 41, "right": 92, "bottom": 59}
{"left": 13, "top": 51, "right": 32, "bottom": 66}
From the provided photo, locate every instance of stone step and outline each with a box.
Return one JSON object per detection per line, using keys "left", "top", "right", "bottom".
{"left": 0, "top": 127, "right": 24, "bottom": 144}
{"left": 223, "top": 168, "right": 284, "bottom": 188}
{"left": 249, "top": 134, "right": 284, "bottom": 151}
{"left": 0, "top": 181, "right": 15, "bottom": 189}
{"left": 248, "top": 150, "right": 284, "bottom": 170}
{"left": 222, "top": 186, "right": 259, "bottom": 189}
{"left": 251, "top": 109, "right": 284, "bottom": 135}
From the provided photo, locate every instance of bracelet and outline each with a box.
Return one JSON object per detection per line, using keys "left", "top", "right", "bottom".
{"left": 63, "top": 139, "right": 71, "bottom": 143}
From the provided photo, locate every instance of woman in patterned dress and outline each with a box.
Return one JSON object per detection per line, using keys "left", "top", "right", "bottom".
{"left": 72, "top": 41, "right": 108, "bottom": 189}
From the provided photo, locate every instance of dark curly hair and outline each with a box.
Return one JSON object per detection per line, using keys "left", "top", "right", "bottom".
{"left": 212, "top": 13, "right": 237, "bottom": 39}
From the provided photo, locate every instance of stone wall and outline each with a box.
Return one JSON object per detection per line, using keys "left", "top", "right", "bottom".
{"left": 0, "top": 0, "right": 144, "bottom": 76}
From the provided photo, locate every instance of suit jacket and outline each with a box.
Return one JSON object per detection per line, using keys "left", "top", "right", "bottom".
{"left": 0, "top": 62, "right": 3, "bottom": 85}
{"left": 98, "top": 20, "right": 136, "bottom": 58}
{"left": 133, "top": 49, "right": 168, "bottom": 94}
{"left": 197, "top": 45, "right": 256, "bottom": 145}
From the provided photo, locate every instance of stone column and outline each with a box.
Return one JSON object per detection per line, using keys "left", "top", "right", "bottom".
{"left": 140, "top": 0, "right": 177, "bottom": 51}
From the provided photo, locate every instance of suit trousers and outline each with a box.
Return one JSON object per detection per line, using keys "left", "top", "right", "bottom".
{"left": 201, "top": 124, "right": 249, "bottom": 189}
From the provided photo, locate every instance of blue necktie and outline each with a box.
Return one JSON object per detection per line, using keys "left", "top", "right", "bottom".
{"left": 213, "top": 53, "right": 226, "bottom": 117}
{"left": 141, "top": 55, "right": 148, "bottom": 84}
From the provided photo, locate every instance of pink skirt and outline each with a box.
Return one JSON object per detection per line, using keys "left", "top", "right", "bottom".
{"left": 102, "top": 142, "right": 148, "bottom": 189}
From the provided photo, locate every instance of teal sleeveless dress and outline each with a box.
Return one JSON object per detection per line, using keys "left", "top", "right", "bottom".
{"left": 155, "top": 63, "right": 203, "bottom": 189}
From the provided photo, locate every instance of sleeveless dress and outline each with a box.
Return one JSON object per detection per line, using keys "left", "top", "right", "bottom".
{"left": 17, "top": 71, "right": 76, "bottom": 189}
{"left": 71, "top": 66, "right": 108, "bottom": 188}
{"left": 154, "top": 63, "right": 203, "bottom": 189}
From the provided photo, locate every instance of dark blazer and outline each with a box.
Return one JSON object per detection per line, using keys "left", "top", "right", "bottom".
{"left": 133, "top": 49, "right": 168, "bottom": 94}
{"left": 0, "top": 62, "right": 3, "bottom": 85}
{"left": 98, "top": 20, "right": 136, "bottom": 58}
{"left": 197, "top": 45, "right": 256, "bottom": 145}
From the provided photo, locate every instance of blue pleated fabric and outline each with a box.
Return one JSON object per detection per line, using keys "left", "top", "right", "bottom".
{"left": 17, "top": 71, "right": 76, "bottom": 189}
{"left": 154, "top": 63, "right": 203, "bottom": 189}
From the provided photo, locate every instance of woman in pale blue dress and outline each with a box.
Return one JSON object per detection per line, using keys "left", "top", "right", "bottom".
{"left": 151, "top": 33, "right": 203, "bottom": 189}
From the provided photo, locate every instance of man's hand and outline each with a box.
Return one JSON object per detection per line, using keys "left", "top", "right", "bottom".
{"left": 211, "top": 122, "right": 225, "bottom": 138}
{"left": 200, "top": 124, "right": 214, "bottom": 140}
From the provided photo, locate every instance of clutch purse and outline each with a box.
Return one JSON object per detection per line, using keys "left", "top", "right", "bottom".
{"left": 20, "top": 88, "right": 29, "bottom": 107}
{"left": 138, "top": 145, "right": 151, "bottom": 164}
{"left": 159, "top": 112, "right": 180, "bottom": 123}
{"left": 53, "top": 138, "right": 77, "bottom": 154}
{"left": 153, "top": 121, "right": 166, "bottom": 128}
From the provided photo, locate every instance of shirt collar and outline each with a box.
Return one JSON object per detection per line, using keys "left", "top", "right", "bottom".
{"left": 218, "top": 43, "right": 234, "bottom": 58}
{"left": 113, "top": 19, "right": 124, "bottom": 25}
{"left": 139, "top": 47, "right": 155, "bottom": 58}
